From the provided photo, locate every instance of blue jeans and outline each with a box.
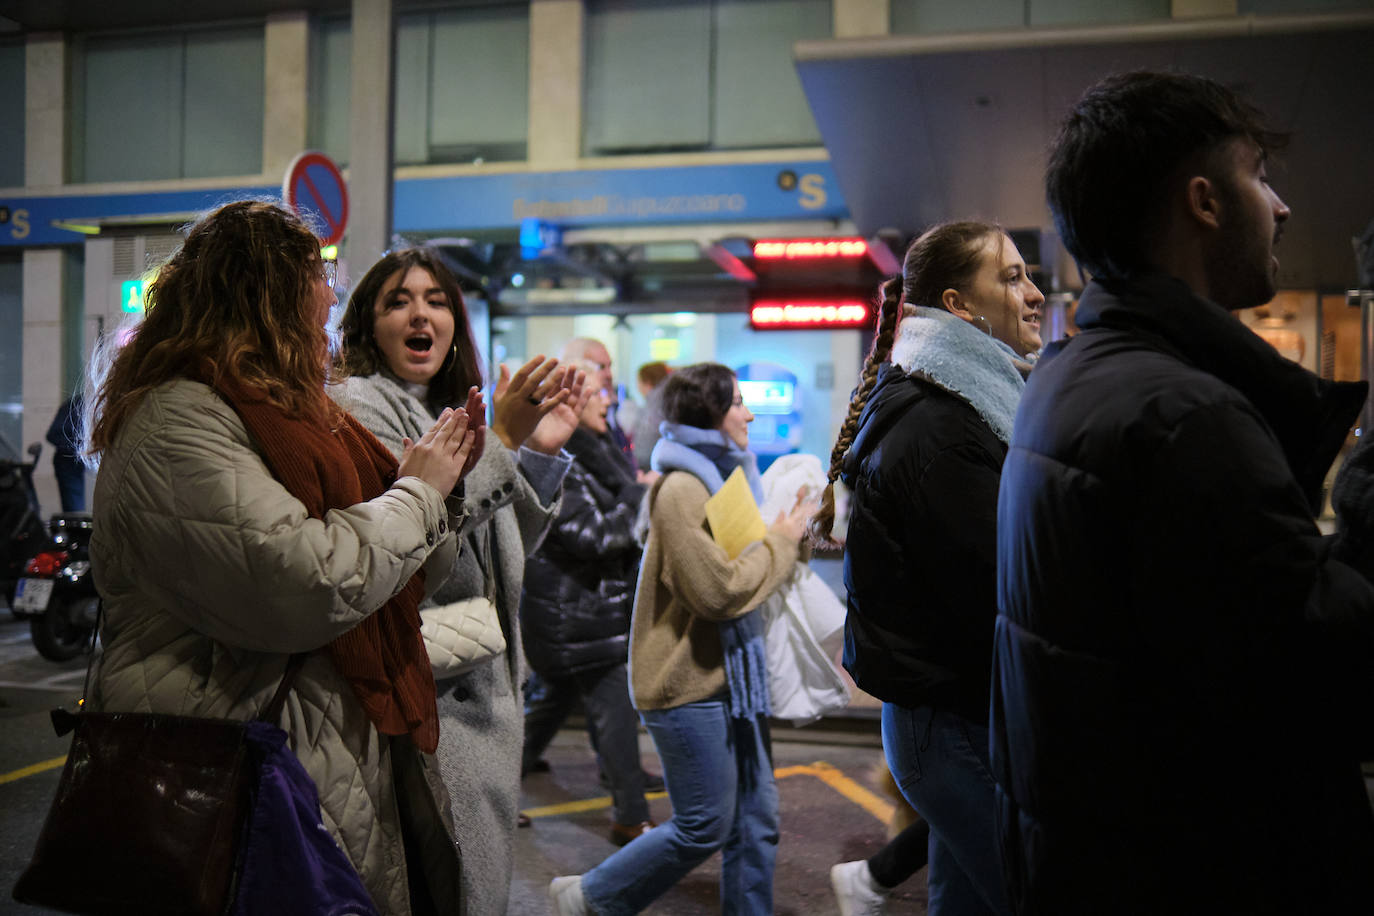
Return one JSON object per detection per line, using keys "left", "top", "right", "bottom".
{"left": 882, "top": 703, "right": 1010, "bottom": 916}
{"left": 581, "top": 697, "right": 779, "bottom": 915}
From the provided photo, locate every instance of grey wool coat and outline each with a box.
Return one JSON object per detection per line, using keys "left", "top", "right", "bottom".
{"left": 332, "top": 372, "right": 563, "bottom": 916}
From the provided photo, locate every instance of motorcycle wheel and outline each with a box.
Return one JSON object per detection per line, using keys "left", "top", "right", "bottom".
{"left": 29, "top": 597, "right": 94, "bottom": 661}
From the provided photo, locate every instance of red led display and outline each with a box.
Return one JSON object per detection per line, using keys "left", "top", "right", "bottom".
{"left": 752, "top": 238, "right": 869, "bottom": 260}
{"left": 750, "top": 300, "right": 870, "bottom": 330}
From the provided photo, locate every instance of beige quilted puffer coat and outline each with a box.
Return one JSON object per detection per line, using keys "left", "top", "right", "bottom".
{"left": 88, "top": 379, "right": 466, "bottom": 915}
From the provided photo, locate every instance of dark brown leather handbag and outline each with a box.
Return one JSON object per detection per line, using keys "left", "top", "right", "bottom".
{"left": 12, "top": 653, "right": 305, "bottom": 916}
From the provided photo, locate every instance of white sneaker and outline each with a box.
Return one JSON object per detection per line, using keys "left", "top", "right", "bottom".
{"left": 549, "top": 875, "right": 588, "bottom": 916}
{"left": 830, "top": 860, "right": 889, "bottom": 916}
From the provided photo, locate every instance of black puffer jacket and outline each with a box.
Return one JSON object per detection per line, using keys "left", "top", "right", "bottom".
{"left": 520, "top": 426, "right": 646, "bottom": 679}
{"left": 840, "top": 362, "right": 1006, "bottom": 721}
{"left": 993, "top": 274, "right": 1374, "bottom": 915}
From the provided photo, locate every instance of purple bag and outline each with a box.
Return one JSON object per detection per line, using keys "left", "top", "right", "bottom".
{"left": 233, "top": 720, "right": 380, "bottom": 916}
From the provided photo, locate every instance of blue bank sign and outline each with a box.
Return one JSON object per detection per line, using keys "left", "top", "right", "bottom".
{"left": 0, "top": 160, "right": 846, "bottom": 248}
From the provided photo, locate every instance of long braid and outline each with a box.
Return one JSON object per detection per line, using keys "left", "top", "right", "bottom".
{"left": 808, "top": 276, "right": 906, "bottom": 546}
{"left": 806, "top": 219, "right": 1002, "bottom": 547}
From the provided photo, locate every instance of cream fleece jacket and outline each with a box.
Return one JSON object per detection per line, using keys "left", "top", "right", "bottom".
{"left": 628, "top": 470, "right": 803, "bottom": 711}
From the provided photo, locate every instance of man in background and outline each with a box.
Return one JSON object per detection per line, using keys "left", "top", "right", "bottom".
{"left": 561, "top": 337, "right": 635, "bottom": 471}
{"left": 630, "top": 361, "right": 671, "bottom": 472}
{"left": 46, "top": 393, "right": 85, "bottom": 512}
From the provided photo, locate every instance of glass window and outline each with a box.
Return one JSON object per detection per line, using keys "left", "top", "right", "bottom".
{"left": 310, "top": 4, "right": 531, "bottom": 168}
{"left": 1241, "top": 0, "right": 1371, "bottom": 12}
{"left": 429, "top": 4, "right": 530, "bottom": 164}
{"left": 183, "top": 28, "right": 265, "bottom": 179}
{"left": 584, "top": 0, "right": 830, "bottom": 155}
{"left": 72, "top": 26, "right": 265, "bottom": 183}
{"left": 1028, "top": 0, "right": 1167, "bottom": 26}
{"left": 712, "top": 0, "right": 828, "bottom": 149}
{"left": 308, "top": 16, "right": 352, "bottom": 165}
{"left": 892, "top": 0, "right": 1024, "bottom": 32}
{"left": 394, "top": 13, "right": 432, "bottom": 166}
{"left": 584, "top": 0, "right": 713, "bottom": 153}
{"left": 75, "top": 33, "right": 184, "bottom": 183}
{"left": 892, "top": 0, "right": 1168, "bottom": 32}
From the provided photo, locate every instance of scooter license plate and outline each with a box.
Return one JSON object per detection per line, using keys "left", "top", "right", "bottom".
{"left": 13, "top": 578, "right": 54, "bottom": 613}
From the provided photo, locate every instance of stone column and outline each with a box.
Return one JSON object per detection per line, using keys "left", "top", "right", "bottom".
{"left": 346, "top": 0, "right": 395, "bottom": 266}
{"left": 22, "top": 33, "right": 68, "bottom": 510}
{"left": 528, "top": 0, "right": 584, "bottom": 166}
{"left": 834, "top": 0, "right": 889, "bottom": 38}
{"left": 263, "top": 11, "right": 310, "bottom": 181}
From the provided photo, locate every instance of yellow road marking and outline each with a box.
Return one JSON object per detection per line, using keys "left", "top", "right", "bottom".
{"left": 0, "top": 755, "right": 66, "bottom": 786}
{"left": 523, "top": 791, "right": 670, "bottom": 819}
{"left": 776, "top": 761, "right": 895, "bottom": 824}
{"left": 523, "top": 761, "right": 893, "bottom": 825}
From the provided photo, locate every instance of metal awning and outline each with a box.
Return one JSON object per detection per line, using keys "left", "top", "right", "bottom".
{"left": 794, "top": 11, "right": 1374, "bottom": 291}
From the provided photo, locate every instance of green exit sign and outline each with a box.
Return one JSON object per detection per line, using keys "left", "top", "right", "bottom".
{"left": 120, "top": 279, "right": 148, "bottom": 313}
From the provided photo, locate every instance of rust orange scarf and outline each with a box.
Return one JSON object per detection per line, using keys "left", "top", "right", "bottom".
{"left": 213, "top": 377, "right": 439, "bottom": 753}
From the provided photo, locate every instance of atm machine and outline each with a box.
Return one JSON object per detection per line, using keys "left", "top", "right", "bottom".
{"left": 734, "top": 361, "right": 802, "bottom": 472}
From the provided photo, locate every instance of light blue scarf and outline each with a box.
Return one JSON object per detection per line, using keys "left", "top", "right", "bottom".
{"left": 889, "top": 306, "right": 1027, "bottom": 444}
{"left": 650, "top": 423, "right": 770, "bottom": 720}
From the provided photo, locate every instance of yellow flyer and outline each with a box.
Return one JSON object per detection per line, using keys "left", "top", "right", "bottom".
{"left": 704, "top": 466, "right": 767, "bottom": 560}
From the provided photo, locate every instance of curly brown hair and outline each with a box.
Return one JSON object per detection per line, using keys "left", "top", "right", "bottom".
{"left": 335, "top": 246, "right": 483, "bottom": 413}
{"left": 88, "top": 199, "right": 332, "bottom": 459}
{"left": 809, "top": 221, "right": 1003, "bottom": 546}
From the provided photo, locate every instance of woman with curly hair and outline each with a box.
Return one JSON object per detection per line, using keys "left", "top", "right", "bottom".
{"left": 85, "top": 200, "right": 479, "bottom": 914}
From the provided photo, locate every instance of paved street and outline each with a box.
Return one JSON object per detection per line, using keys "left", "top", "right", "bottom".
{"left": 0, "top": 611, "right": 927, "bottom": 915}
{"left": 510, "top": 719, "right": 927, "bottom": 915}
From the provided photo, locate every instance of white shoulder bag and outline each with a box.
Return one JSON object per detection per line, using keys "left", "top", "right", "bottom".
{"left": 419, "top": 526, "right": 507, "bottom": 679}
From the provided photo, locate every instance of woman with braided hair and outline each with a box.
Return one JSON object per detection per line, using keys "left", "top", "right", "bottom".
{"left": 813, "top": 221, "right": 1043, "bottom": 916}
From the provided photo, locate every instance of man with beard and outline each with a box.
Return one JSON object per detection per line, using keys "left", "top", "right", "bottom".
{"left": 992, "top": 70, "right": 1374, "bottom": 914}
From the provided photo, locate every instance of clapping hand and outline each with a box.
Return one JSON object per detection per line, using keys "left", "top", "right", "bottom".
{"left": 459, "top": 385, "right": 487, "bottom": 477}
{"left": 490, "top": 355, "right": 571, "bottom": 450}
{"left": 770, "top": 485, "right": 820, "bottom": 543}
{"left": 526, "top": 368, "right": 590, "bottom": 455}
{"left": 397, "top": 407, "right": 478, "bottom": 498}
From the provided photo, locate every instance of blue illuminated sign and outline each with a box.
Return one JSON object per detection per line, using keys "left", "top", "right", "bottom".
{"left": 0, "top": 160, "right": 847, "bottom": 248}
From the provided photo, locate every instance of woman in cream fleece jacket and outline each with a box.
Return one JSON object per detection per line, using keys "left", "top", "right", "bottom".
{"left": 550, "top": 362, "right": 813, "bottom": 916}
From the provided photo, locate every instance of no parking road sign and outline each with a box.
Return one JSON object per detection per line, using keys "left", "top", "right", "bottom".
{"left": 283, "top": 152, "right": 350, "bottom": 246}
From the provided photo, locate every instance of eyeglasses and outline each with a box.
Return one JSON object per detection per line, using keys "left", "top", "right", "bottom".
{"left": 321, "top": 259, "right": 338, "bottom": 290}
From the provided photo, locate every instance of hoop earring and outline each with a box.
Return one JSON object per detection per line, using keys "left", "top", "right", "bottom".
{"left": 974, "top": 315, "right": 993, "bottom": 337}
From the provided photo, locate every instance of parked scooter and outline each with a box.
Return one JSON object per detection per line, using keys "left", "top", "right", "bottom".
{"left": 2, "top": 437, "right": 98, "bottom": 660}
{"left": 1, "top": 441, "right": 47, "bottom": 606}
{"left": 12, "top": 513, "right": 98, "bottom": 660}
